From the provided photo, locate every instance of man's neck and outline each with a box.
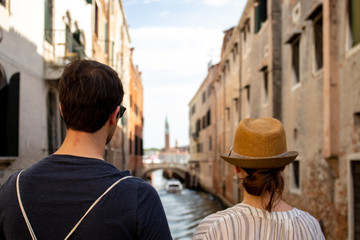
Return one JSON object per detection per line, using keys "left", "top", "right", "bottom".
{"left": 54, "top": 129, "right": 106, "bottom": 160}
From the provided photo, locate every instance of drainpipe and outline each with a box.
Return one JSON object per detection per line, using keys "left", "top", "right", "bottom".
{"left": 323, "top": 0, "right": 339, "bottom": 179}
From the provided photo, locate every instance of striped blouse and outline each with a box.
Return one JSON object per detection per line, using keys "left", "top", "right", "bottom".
{"left": 192, "top": 203, "right": 325, "bottom": 240}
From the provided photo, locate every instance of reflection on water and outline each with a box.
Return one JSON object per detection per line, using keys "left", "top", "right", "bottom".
{"left": 150, "top": 170, "right": 225, "bottom": 240}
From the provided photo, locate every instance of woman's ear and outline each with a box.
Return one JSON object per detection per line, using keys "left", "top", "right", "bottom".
{"left": 236, "top": 167, "right": 249, "bottom": 179}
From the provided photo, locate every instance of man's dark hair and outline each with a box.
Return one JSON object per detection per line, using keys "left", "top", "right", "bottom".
{"left": 58, "top": 60, "right": 124, "bottom": 133}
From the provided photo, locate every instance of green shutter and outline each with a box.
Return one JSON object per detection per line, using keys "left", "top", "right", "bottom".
{"left": 44, "top": 0, "right": 52, "bottom": 43}
{"left": 351, "top": 0, "right": 360, "bottom": 46}
{"left": 254, "top": 0, "right": 267, "bottom": 33}
{"left": 104, "top": 23, "right": 108, "bottom": 53}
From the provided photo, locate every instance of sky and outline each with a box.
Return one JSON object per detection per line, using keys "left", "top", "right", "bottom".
{"left": 123, "top": 0, "right": 246, "bottom": 149}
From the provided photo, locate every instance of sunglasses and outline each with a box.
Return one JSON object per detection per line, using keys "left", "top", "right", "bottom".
{"left": 117, "top": 105, "right": 126, "bottom": 118}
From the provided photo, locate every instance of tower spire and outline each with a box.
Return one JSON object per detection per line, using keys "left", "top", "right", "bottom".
{"left": 165, "top": 115, "right": 170, "bottom": 151}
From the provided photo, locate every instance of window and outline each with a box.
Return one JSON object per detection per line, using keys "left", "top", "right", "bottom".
{"left": 351, "top": 160, "right": 360, "bottom": 238}
{"left": 244, "top": 85, "right": 251, "bottom": 116}
{"left": 226, "top": 107, "right": 230, "bottom": 120}
{"left": 245, "top": 85, "right": 250, "bottom": 101}
{"left": 232, "top": 43, "right": 238, "bottom": 61}
{"left": 135, "top": 136, "right": 139, "bottom": 156}
{"left": 207, "top": 110, "right": 211, "bottom": 126}
{"left": 291, "top": 160, "right": 300, "bottom": 191}
{"left": 196, "top": 143, "right": 203, "bottom": 153}
{"left": 202, "top": 116, "right": 206, "bottom": 129}
{"left": 196, "top": 119, "right": 201, "bottom": 134}
{"left": 242, "top": 19, "right": 251, "bottom": 53}
{"left": 0, "top": 72, "right": 20, "bottom": 157}
{"left": 44, "top": 0, "right": 53, "bottom": 43}
{"left": 349, "top": 0, "right": 360, "bottom": 47}
{"left": 94, "top": 3, "right": 99, "bottom": 36}
{"left": 202, "top": 91, "right": 206, "bottom": 103}
{"left": 208, "top": 84, "right": 212, "bottom": 96}
{"left": 140, "top": 138, "right": 143, "bottom": 156}
{"left": 191, "top": 105, "right": 196, "bottom": 115}
{"left": 313, "top": 12, "right": 323, "bottom": 70}
{"left": 292, "top": 37, "right": 300, "bottom": 85}
{"left": 262, "top": 67, "right": 269, "bottom": 104}
{"left": 254, "top": 0, "right": 267, "bottom": 33}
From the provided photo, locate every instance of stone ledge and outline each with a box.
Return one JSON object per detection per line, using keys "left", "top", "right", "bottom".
{"left": 0, "top": 157, "right": 16, "bottom": 170}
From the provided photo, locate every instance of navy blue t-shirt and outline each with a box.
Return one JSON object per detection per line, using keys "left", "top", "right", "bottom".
{"left": 0, "top": 155, "right": 172, "bottom": 240}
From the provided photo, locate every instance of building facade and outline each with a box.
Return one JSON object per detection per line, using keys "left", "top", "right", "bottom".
{"left": 189, "top": 0, "right": 360, "bottom": 239}
{"left": 0, "top": 0, "right": 91, "bottom": 183}
{"left": 128, "top": 48, "right": 143, "bottom": 177}
{"left": 0, "top": 0, "right": 143, "bottom": 185}
{"left": 189, "top": 64, "right": 218, "bottom": 192}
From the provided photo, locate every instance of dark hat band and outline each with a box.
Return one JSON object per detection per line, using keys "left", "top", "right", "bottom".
{"left": 229, "top": 147, "right": 290, "bottom": 159}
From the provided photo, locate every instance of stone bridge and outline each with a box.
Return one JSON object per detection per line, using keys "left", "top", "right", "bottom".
{"left": 142, "top": 162, "right": 190, "bottom": 181}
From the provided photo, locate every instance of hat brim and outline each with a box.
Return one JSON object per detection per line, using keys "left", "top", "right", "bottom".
{"left": 219, "top": 151, "right": 298, "bottom": 169}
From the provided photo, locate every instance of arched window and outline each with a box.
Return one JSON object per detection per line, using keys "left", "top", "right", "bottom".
{"left": 0, "top": 69, "right": 20, "bottom": 156}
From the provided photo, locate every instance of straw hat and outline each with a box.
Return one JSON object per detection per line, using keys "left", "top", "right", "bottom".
{"left": 220, "top": 118, "right": 298, "bottom": 169}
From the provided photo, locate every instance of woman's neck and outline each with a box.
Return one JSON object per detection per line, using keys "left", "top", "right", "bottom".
{"left": 242, "top": 190, "right": 294, "bottom": 212}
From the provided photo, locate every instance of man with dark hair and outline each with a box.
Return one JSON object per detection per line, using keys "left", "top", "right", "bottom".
{"left": 0, "top": 60, "right": 172, "bottom": 240}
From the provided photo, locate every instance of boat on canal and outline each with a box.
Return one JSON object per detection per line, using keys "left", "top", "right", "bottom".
{"left": 165, "top": 179, "right": 183, "bottom": 193}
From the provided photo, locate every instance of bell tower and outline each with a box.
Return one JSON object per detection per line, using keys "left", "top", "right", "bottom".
{"left": 165, "top": 116, "right": 170, "bottom": 151}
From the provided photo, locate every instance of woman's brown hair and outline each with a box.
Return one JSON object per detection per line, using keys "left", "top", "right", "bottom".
{"left": 242, "top": 167, "right": 284, "bottom": 212}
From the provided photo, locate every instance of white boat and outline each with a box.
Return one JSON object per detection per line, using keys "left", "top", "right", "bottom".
{"left": 165, "top": 179, "right": 183, "bottom": 193}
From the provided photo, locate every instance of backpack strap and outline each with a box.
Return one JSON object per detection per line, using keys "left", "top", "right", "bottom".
{"left": 64, "top": 175, "right": 133, "bottom": 239}
{"left": 16, "top": 170, "right": 37, "bottom": 240}
{"left": 16, "top": 170, "right": 133, "bottom": 240}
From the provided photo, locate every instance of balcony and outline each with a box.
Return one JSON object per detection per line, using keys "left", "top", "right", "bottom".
{"left": 44, "top": 29, "right": 86, "bottom": 80}
{"left": 192, "top": 132, "right": 199, "bottom": 141}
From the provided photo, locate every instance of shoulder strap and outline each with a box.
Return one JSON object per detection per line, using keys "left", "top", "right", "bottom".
{"left": 16, "top": 171, "right": 133, "bottom": 240}
{"left": 64, "top": 175, "right": 133, "bottom": 239}
{"left": 16, "top": 170, "right": 37, "bottom": 240}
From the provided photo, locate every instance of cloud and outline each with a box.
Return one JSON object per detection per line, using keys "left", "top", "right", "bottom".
{"left": 143, "top": 0, "right": 166, "bottom": 3}
{"left": 123, "top": 0, "right": 139, "bottom": 6}
{"left": 202, "top": 0, "right": 231, "bottom": 6}
{"left": 143, "top": 83, "right": 194, "bottom": 148}
{"left": 130, "top": 26, "right": 223, "bottom": 79}
{"left": 129, "top": 26, "right": 224, "bottom": 148}
{"left": 158, "top": 10, "right": 170, "bottom": 19}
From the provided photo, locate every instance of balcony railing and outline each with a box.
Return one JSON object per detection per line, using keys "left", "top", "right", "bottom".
{"left": 44, "top": 29, "right": 86, "bottom": 66}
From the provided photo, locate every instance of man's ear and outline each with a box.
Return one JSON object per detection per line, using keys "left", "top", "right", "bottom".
{"left": 109, "top": 106, "right": 120, "bottom": 125}
{"left": 235, "top": 166, "right": 241, "bottom": 174}
{"left": 59, "top": 103, "right": 64, "bottom": 117}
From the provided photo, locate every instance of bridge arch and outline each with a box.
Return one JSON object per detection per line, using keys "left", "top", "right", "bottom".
{"left": 142, "top": 163, "right": 189, "bottom": 181}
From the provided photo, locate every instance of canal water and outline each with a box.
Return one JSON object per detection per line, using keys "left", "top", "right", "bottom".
{"left": 149, "top": 169, "right": 226, "bottom": 240}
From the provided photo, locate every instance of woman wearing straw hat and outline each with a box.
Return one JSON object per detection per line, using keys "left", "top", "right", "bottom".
{"left": 193, "top": 118, "right": 325, "bottom": 240}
